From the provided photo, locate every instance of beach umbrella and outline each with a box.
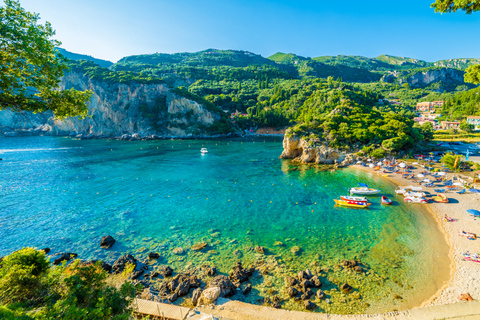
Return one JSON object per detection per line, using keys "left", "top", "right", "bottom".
{"left": 423, "top": 178, "right": 432, "bottom": 183}
{"left": 369, "top": 163, "right": 374, "bottom": 168}
{"left": 399, "top": 163, "right": 406, "bottom": 168}
{"left": 356, "top": 161, "right": 363, "bottom": 164}
{"left": 413, "top": 162, "right": 419, "bottom": 165}
{"left": 467, "top": 209, "right": 480, "bottom": 217}
{"left": 438, "top": 172, "right": 446, "bottom": 176}
{"left": 469, "top": 189, "right": 480, "bottom": 193}
{"left": 453, "top": 182, "right": 464, "bottom": 186}
{"left": 367, "top": 159, "right": 372, "bottom": 162}
{"left": 417, "top": 174, "right": 425, "bottom": 178}
{"left": 377, "top": 162, "right": 382, "bottom": 166}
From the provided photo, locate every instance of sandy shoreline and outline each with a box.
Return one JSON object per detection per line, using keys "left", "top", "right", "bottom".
{"left": 193, "top": 163, "right": 480, "bottom": 320}
{"left": 349, "top": 164, "right": 480, "bottom": 309}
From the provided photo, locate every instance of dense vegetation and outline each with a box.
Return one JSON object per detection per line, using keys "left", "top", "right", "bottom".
{"left": 0, "top": 248, "right": 140, "bottom": 320}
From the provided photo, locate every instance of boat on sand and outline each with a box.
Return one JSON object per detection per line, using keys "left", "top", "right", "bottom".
{"left": 432, "top": 194, "right": 448, "bottom": 203}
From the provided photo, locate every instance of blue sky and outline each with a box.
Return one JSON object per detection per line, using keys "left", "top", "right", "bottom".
{"left": 19, "top": 0, "right": 480, "bottom": 63}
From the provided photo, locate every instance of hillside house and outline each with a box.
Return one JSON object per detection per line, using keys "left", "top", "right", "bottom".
{"left": 467, "top": 116, "right": 480, "bottom": 131}
{"left": 416, "top": 101, "right": 443, "bottom": 112}
{"left": 440, "top": 121, "right": 460, "bottom": 130}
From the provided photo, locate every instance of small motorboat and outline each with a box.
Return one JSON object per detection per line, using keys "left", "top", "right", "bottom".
{"left": 432, "top": 194, "right": 448, "bottom": 203}
{"left": 334, "top": 199, "right": 371, "bottom": 208}
{"left": 200, "top": 148, "right": 208, "bottom": 154}
{"left": 340, "top": 195, "right": 368, "bottom": 203}
{"left": 381, "top": 196, "right": 392, "bottom": 205}
{"left": 404, "top": 195, "right": 428, "bottom": 203}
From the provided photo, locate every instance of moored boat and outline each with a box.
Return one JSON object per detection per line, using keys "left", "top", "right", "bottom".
{"left": 381, "top": 196, "right": 392, "bottom": 205}
{"left": 334, "top": 199, "right": 371, "bottom": 208}
{"left": 340, "top": 195, "right": 368, "bottom": 203}
{"left": 200, "top": 148, "right": 208, "bottom": 154}
{"left": 349, "top": 187, "right": 380, "bottom": 195}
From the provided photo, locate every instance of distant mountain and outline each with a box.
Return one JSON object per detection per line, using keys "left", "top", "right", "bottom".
{"left": 56, "top": 48, "right": 114, "bottom": 68}
{"left": 268, "top": 52, "right": 381, "bottom": 82}
{"left": 313, "top": 54, "right": 480, "bottom": 72}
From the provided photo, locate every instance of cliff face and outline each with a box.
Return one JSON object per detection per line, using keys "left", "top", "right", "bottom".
{"left": 279, "top": 135, "right": 355, "bottom": 165}
{"left": 0, "top": 72, "right": 222, "bottom": 138}
{"left": 381, "top": 68, "right": 467, "bottom": 91}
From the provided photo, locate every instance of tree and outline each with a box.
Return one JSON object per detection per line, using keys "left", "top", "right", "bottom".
{"left": 431, "top": 0, "right": 480, "bottom": 84}
{"left": 0, "top": 0, "right": 91, "bottom": 119}
{"left": 460, "top": 121, "right": 473, "bottom": 132}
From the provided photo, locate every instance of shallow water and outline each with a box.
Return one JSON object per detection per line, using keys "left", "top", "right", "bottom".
{"left": 0, "top": 136, "right": 449, "bottom": 314}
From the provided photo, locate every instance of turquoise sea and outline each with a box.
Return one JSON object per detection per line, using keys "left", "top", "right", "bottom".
{"left": 0, "top": 136, "right": 449, "bottom": 314}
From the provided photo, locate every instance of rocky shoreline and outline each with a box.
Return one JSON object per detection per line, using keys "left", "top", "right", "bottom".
{"left": 31, "top": 236, "right": 383, "bottom": 313}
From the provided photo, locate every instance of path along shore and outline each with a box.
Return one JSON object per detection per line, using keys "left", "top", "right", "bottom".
{"left": 189, "top": 163, "right": 480, "bottom": 320}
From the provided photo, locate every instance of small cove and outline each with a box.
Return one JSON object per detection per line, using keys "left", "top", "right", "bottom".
{"left": 0, "top": 136, "right": 450, "bottom": 314}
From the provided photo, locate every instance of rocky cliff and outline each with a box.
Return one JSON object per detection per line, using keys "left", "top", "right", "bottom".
{"left": 279, "top": 135, "right": 355, "bottom": 165}
{"left": 380, "top": 68, "right": 470, "bottom": 91}
{"left": 0, "top": 72, "right": 226, "bottom": 139}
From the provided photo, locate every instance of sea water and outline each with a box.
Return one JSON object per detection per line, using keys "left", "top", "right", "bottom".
{"left": 0, "top": 136, "right": 449, "bottom": 314}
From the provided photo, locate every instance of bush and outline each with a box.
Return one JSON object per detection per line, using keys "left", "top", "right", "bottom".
{"left": 371, "top": 148, "right": 386, "bottom": 159}
{"left": 0, "top": 248, "right": 49, "bottom": 304}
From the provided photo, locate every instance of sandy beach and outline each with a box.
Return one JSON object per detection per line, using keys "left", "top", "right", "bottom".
{"left": 354, "top": 163, "right": 480, "bottom": 307}
{"left": 191, "top": 163, "right": 480, "bottom": 320}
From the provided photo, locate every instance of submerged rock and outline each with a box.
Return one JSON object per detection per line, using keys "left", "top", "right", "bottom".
{"left": 157, "top": 265, "right": 173, "bottom": 277}
{"left": 148, "top": 252, "right": 160, "bottom": 259}
{"left": 290, "top": 246, "right": 301, "bottom": 255}
{"left": 254, "top": 246, "right": 265, "bottom": 254}
{"left": 191, "top": 242, "right": 208, "bottom": 251}
{"left": 316, "top": 289, "right": 326, "bottom": 299}
{"left": 286, "top": 286, "right": 299, "bottom": 297}
{"left": 310, "top": 275, "right": 322, "bottom": 288}
{"left": 340, "top": 283, "right": 353, "bottom": 293}
{"left": 100, "top": 235, "right": 115, "bottom": 248}
{"left": 285, "top": 276, "right": 298, "bottom": 286}
{"left": 206, "top": 266, "right": 216, "bottom": 276}
{"left": 172, "top": 247, "right": 185, "bottom": 255}
{"left": 242, "top": 284, "right": 252, "bottom": 295}
{"left": 131, "top": 269, "right": 144, "bottom": 280}
{"left": 229, "top": 262, "right": 254, "bottom": 283}
{"left": 341, "top": 260, "right": 358, "bottom": 268}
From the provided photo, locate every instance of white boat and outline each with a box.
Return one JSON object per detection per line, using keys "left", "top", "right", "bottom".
{"left": 340, "top": 195, "right": 368, "bottom": 203}
{"left": 200, "top": 148, "right": 208, "bottom": 154}
{"left": 395, "top": 186, "right": 423, "bottom": 195}
{"left": 404, "top": 195, "right": 428, "bottom": 203}
{"left": 402, "top": 191, "right": 426, "bottom": 198}
{"left": 349, "top": 187, "right": 380, "bottom": 195}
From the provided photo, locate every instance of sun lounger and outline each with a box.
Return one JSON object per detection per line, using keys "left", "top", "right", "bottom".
{"left": 434, "top": 189, "right": 445, "bottom": 193}
{"left": 457, "top": 189, "right": 466, "bottom": 194}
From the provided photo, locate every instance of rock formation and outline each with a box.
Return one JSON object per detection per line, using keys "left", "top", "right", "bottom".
{"left": 0, "top": 71, "right": 226, "bottom": 138}
{"left": 279, "top": 134, "right": 355, "bottom": 165}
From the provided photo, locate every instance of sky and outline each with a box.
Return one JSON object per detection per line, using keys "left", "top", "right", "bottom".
{"left": 18, "top": 0, "right": 480, "bottom": 63}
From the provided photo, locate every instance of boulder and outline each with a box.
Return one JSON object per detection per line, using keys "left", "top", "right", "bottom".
{"left": 206, "top": 266, "right": 217, "bottom": 276}
{"left": 148, "top": 252, "right": 160, "bottom": 259}
{"left": 304, "top": 300, "right": 316, "bottom": 310}
{"left": 285, "top": 275, "right": 298, "bottom": 286}
{"left": 172, "top": 247, "right": 185, "bottom": 255}
{"left": 229, "top": 262, "right": 254, "bottom": 283}
{"left": 341, "top": 260, "right": 358, "bottom": 268}
{"left": 53, "top": 252, "right": 78, "bottom": 265}
{"left": 286, "top": 286, "right": 299, "bottom": 297}
{"left": 112, "top": 254, "right": 137, "bottom": 274}
{"left": 297, "top": 270, "right": 308, "bottom": 280}
{"left": 168, "top": 279, "right": 178, "bottom": 292}
{"left": 305, "top": 269, "right": 313, "bottom": 278}
{"left": 310, "top": 275, "right": 322, "bottom": 288}
{"left": 100, "top": 235, "right": 116, "bottom": 248}
{"left": 167, "top": 293, "right": 178, "bottom": 303}
{"left": 80, "top": 260, "right": 112, "bottom": 273}
{"left": 175, "top": 280, "right": 190, "bottom": 297}
{"left": 254, "top": 246, "right": 265, "bottom": 254}
{"left": 354, "top": 266, "right": 363, "bottom": 273}
{"left": 192, "top": 288, "right": 202, "bottom": 306}
{"left": 208, "top": 275, "right": 236, "bottom": 297}
{"left": 41, "top": 248, "right": 51, "bottom": 254}
{"left": 191, "top": 242, "right": 208, "bottom": 251}
{"left": 157, "top": 265, "right": 173, "bottom": 277}
{"left": 199, "top": 287, "right": 221, "bottom": 305}
{"left": 299, "top": 279, "right": 313, "bottom": 292}
{"left": 131, "top": 269, "right": 144, "bottom": 280}
{"left": 242, "top": 284, "right": 252, "bottom": 295}
{"left": 317, "top": 289, "right": 326, "bottom": 299}
{"left": 340, "top": 283, "right": 353, "bottom": 293}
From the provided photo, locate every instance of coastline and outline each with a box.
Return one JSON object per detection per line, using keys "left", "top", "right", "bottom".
{"left": 348, "top": 164, "right": 480, "bottom": 307}
{"left": 194, "top": 163, "right": 480, "bottom": 320}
